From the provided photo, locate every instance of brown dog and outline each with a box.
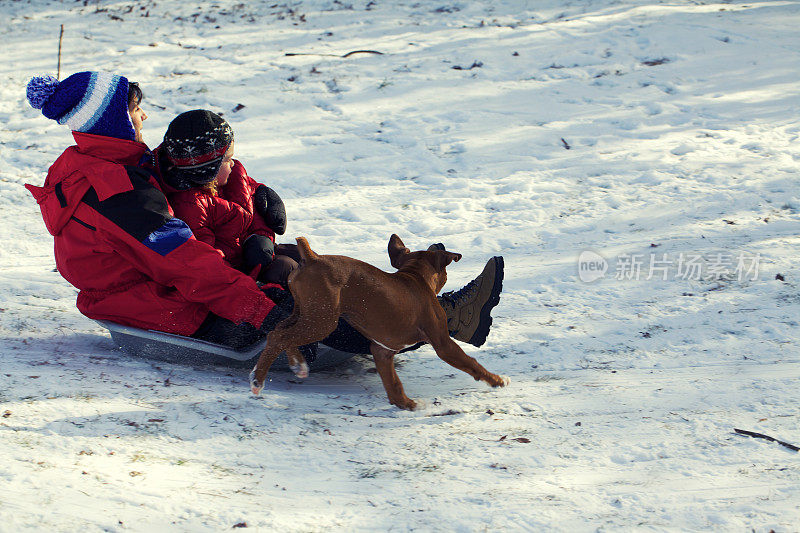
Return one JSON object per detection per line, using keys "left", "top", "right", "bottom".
{"left": 249, "top": 234, "right": 508, "bottom": 409}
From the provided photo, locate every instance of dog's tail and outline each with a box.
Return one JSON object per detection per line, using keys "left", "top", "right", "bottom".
{"left": 295, "top": 237, "right": 319, "bottom": 263}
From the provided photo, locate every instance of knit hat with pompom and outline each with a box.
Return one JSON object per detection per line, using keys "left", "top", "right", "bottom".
{"left": 26, "top": 72, "right": 135, "bottom": 141}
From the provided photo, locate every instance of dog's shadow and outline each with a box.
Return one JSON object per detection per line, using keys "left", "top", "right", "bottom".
{"left": 4, "top": 353, "right": 420, "bottom": 442}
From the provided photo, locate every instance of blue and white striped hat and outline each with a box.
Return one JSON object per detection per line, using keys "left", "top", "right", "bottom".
{"left": 26, "top": 71, "right": 135, "bottom": 141}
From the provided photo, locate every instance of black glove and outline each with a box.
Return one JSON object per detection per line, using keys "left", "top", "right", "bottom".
{"left": 262, "top": 286, "right": 293, "bottom": 307}
{"left": 242, "top": 234, "right": 275, "bottom": 272}
{"left": 260, "top": 299, "right": 291, "bottom": 332}
{"left": 254, "top": 185, "right": 287, "bottom": 235}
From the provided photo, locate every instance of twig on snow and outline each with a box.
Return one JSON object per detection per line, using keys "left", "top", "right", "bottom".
{"left": 342, "top": 50, "right": 384, "bottom": 58}
{"left": 57, "top": 25, "right": 64, "bottom": 80}
{"left": 285, "top": 50, "right": 384, "bottom": 58}
{"left": 734, "top": 428, "right": 799, "bottom": 452}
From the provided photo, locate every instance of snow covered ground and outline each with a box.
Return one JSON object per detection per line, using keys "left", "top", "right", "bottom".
{"left": 2, "top": 0, "right": 800, "bottom": 530}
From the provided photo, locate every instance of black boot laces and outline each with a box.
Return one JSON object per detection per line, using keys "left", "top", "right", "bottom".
{"left": 441, "top": 277, "right": 480, "bottom": 308}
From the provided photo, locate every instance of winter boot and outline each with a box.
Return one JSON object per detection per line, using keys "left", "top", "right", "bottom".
{"left": 438, "top": 256, "right": 504, "bottom": 347}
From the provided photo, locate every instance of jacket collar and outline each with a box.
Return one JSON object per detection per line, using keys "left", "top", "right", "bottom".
{"left": 72, "top": 131, "right": 149, "bottom": 166}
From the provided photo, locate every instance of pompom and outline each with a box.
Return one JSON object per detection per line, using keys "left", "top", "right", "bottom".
{"left": 26, "top": 75, "right": 59, "bottom": 109}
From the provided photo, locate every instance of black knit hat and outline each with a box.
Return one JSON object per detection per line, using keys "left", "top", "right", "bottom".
{"left": 163, "top": 110, "right": 233, "bottom": 189}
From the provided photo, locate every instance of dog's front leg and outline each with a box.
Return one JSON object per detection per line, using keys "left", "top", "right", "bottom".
{"left": 428, "top": 334, "right": 508, "bottom": 388}
{"left": 370, "top": 343, "right": 417, "bottom": 410}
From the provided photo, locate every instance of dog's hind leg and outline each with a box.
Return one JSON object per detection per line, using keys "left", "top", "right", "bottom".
{"left": 285, "top": 347, "right": 309, "bottom": 378}
{"left": 250, "top": 323, "right": 298, "bottom": 394}
{"left": 370, "top": 344, "right": 416, "bottom": 410}
{"left": 250, "top": 311, "right": 302, "bottom": 394}
{"left": 250, "top": 341, "right": 285, "bottom": 395}
{"left": 250, "top": 309, "right": 341, "bottom": 394}
{"left": 278, "top": 310, "right": 341, "bottom": 379}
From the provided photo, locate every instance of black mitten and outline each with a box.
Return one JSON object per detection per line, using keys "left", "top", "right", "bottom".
{"left": 254, "top": 185, "right": 287, "bottom": 235}
{"left": 262, "top": 286, "right": 293, "bottom": 307}
{"left": 243, "top": 234, "right": 275, "bottom": 272}
{"left": 260, "top": 300, "right": 291, "bottom": 332}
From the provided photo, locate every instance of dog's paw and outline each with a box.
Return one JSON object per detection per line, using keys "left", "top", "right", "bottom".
{"left": 487, "top": 374, "right": 509, "bottom": 387}
{"left": 290, "top": 362, "right": 309, "bottom": 379}
{"left": 409, "top": 398, "right": 427, "bottom": 411}
{"left": 392, "top": 397, "right": 418, "bottom": 410}
{"left": 249, "top": 368, "right": 264, "bottom": 395}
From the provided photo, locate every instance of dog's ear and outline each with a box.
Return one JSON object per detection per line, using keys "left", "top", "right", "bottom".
{"left": 388, "top": 234, "right": 410, "bottom": 268}
{"left": 432, "top": 250, "right": 461, "bottom": 272}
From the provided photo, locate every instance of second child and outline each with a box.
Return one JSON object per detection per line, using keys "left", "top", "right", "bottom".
{"left": 155, "top": 109, "right": 299, "bottom": 287}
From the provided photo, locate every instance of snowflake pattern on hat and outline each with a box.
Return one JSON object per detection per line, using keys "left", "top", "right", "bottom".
{"left": 163, "top": 110, "right": 233, "bottom": 189}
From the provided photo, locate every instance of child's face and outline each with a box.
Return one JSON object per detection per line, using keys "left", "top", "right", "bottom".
{"left": 214, "top": 143, "right": 234, "bottom": 187}
{"left": 128, "top": 98, "right": 147, "bottom": 143}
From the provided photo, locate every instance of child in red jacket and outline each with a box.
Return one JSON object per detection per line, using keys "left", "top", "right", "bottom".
{"left": 24, "top": 75, "right": 284, "bottom": 340}
{"left": 155, "top": 110, "right": 299, "bottom": 287}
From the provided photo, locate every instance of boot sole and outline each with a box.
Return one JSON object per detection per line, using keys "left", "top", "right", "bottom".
{"left": 468, "top": 256, "right": 504, "bottom": 347}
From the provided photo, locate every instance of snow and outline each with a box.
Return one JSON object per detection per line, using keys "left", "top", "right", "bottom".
{"left": 1, "top": 0, "right": 800, "bottom": 530}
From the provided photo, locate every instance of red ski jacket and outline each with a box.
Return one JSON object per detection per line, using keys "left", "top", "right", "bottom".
{"left": 164, "top": 159, "right": 275, "bottom": 269}
{"left": 25, "top": 132, "right": 275, "bottom": 335}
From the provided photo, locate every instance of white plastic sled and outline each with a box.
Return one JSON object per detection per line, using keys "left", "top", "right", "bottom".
{"left": 96, "top": 320, "right": 358, "bottom": 371}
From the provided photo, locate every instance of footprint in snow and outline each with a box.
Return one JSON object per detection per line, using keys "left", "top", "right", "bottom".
{"left": 314, "top": 101, "right": 342, "bottom": 116}
{"left": 671, "top": 144, "right": 695, "bottom": 156}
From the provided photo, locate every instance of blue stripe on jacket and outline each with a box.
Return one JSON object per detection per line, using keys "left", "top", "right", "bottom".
{"left": 142, "top": 218, "right": 193, "bottom": 256}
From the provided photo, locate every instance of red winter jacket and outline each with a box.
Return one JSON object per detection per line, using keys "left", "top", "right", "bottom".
{"left": 164, "top": 159, "right": 275, "bottom": 269}
{"left": 25, "top": 132, "right": 275, "bottom": 335}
